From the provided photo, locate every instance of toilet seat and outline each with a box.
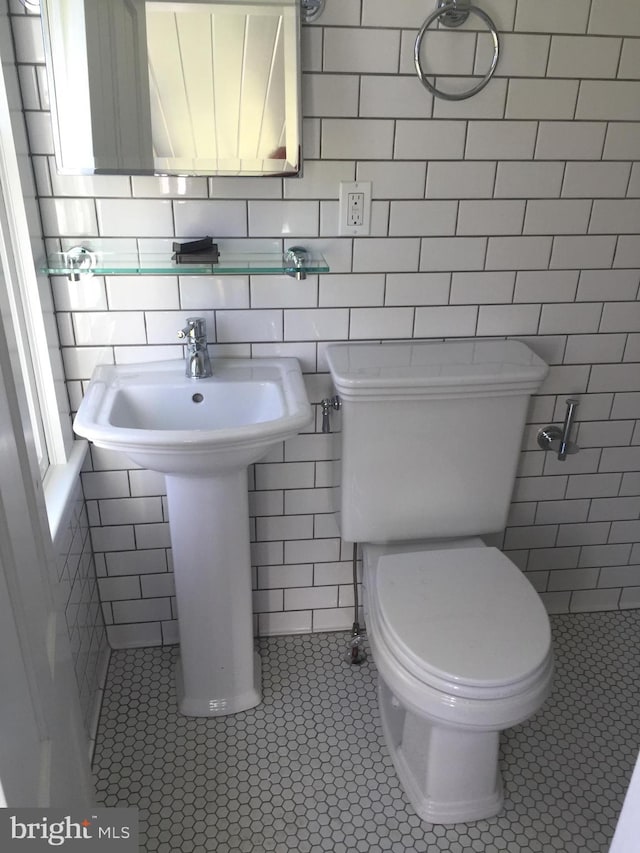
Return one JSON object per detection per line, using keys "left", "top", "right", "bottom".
{"left": 369, "top": 545, "right": 553, "bottom": 703}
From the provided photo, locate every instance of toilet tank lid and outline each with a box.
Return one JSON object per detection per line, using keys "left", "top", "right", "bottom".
{"left": 326, "top": 340, "right": 548, "bottom": 398}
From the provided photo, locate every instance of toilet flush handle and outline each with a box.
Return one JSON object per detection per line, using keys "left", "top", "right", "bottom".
{"left": 321, "top": 396, "right": 341, "bottom": 433}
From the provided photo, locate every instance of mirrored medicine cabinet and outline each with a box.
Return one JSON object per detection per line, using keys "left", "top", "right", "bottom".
{"left": 40, "top": 0, "right": 302, "bottom": 177}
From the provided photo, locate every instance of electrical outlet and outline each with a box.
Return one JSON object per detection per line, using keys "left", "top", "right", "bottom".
{"left": 339, "top": 181, "right": 371, "bottom": 235}
{"left": 347, "top": 192, "right": 365, "bottom": 226}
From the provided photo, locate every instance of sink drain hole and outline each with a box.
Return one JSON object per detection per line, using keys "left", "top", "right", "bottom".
{"left": 192, "top": 393, "right": 204, "bottom": 403}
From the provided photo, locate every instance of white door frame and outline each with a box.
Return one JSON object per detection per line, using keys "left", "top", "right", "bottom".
{"left": 0, "top": 237, "right": 94, "bottom": 806}
{"left": 0, "top": 23, "right": 94, "bottom": 807}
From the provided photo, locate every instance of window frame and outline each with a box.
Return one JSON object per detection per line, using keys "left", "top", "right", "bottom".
{"left": 0, "top": 43, "right": 69, "bottom": 482}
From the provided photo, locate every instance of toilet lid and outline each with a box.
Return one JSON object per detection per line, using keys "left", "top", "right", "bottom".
{"left": 375, "top": 547, "right": 551, "bottom": 689}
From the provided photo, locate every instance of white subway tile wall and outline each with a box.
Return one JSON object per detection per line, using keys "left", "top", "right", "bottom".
{"left": 52, "top": 479, "right": 109, "bottom": 741}
{"left": 11, "top": 0, "right": 640, "bottom": 646}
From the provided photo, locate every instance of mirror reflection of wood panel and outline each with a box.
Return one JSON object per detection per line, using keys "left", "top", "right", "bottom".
{"left": 41, "top": 0, "right": 301, "bottom": 176}
{"left": 84, "top": 0, "right": 154, "bottom": 172}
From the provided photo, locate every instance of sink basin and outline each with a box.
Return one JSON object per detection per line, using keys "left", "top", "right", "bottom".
{"left": 73, "top": 357, "right": 312, "bottom": 717}
{"left": 73, "top": 357, "right": 312, "bottom": 475}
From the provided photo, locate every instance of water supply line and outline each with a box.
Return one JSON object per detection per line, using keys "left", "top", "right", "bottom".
{"left": 346, "top": 543, "right": 366, "bottom": 665}
{"left": 318, "top": 394, "right": 364, "bottom": 663}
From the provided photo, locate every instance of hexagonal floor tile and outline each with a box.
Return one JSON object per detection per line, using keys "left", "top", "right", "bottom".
{"left": 93, "top": 612, "right": 640, "bottom": 852}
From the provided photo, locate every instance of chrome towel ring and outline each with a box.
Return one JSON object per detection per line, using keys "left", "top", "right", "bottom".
{"left": 414, "top": 0, "right": 500, "bottom": 102}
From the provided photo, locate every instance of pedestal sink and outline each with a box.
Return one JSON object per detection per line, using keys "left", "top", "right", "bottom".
{"left": 74, "top": 358, "right": 312, "bottom": 716}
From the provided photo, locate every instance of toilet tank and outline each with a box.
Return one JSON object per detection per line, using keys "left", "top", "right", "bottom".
{"left": 326, "top": 339, "right": 548, "bottom": 544}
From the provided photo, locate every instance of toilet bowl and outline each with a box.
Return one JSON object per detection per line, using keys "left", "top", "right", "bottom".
{"left": 362, "top": 541, "right": 553, "bottom": 824}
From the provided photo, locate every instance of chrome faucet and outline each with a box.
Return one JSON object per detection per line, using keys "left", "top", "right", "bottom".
{"left": 177, "top": 317, "right": 212, "bottom": 379}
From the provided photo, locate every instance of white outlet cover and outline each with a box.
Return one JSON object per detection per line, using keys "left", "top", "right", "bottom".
{"left": 339, "top": 181, "right": 372, "bottom": 236}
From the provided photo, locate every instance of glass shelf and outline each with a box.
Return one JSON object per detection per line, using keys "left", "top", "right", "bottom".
{"left": 41, "top": 248, "right": 329, "bottom": 278}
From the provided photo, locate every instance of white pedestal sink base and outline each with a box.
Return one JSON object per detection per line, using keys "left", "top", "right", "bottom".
{"left": 165, "top": 470, "right": 261, "bottom": 717}
{"left": 175, "top": 653, "right": 261, "bottom": 716}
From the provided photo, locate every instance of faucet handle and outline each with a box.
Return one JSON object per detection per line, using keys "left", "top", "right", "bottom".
{"left": 178, "top": 317, "right": 207, "bottom": 341}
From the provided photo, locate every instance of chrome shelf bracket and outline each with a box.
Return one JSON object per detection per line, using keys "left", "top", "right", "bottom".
{"left": 63, "top": 246, "right": 96, "bottom": 282}
{"left": 285, "top": 246, "right": 309, "bottom": 280}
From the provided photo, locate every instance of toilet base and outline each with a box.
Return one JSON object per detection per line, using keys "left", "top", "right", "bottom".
{"left": 379, "top": 679, "right": 504, "bottom": 824}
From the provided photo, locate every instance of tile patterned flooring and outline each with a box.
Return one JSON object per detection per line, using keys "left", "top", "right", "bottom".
{"left": 94, "top": 611, "right": 640, "bottom": 852}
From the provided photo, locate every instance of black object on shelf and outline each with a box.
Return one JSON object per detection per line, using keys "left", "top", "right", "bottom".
{"left": 172, "top": 236, "right": 215, "bottom": 254}
{"left": 172, "top": 237, "right": 219, "bottom": 264}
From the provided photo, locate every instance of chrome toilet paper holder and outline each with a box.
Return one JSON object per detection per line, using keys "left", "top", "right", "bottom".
{"left": 537, "top": 398, "right": 580, "bottom": 461}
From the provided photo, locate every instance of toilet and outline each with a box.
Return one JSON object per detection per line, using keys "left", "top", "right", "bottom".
{"left": 325, "top": 339, "right": 554, "bottom": 825}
